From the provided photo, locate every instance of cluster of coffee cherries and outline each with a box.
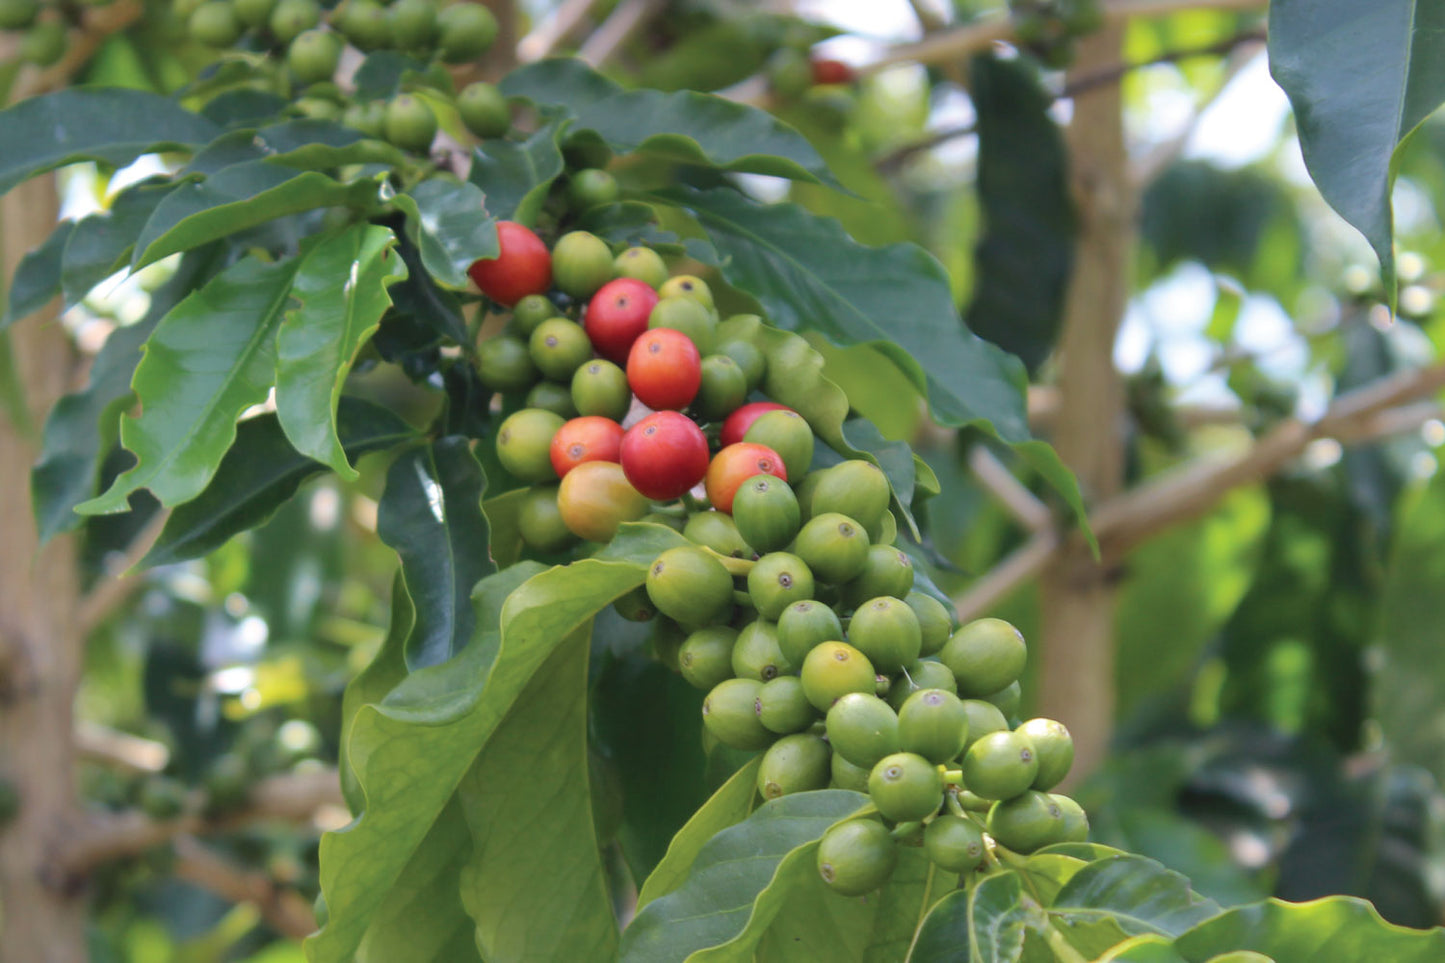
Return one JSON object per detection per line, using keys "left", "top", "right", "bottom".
{"left": 0, "top": 0, "right": 78, "bottom": 67}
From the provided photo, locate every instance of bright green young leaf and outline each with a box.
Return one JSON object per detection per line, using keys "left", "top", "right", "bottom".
{"left": 501, "top": 58, "right": 838, "bottom": 187}
{"left": 393, "top": 179, "right": 498, "bottom": 290}
{"left": 0, "top": 88, "right": 219, "bottom": 196}
{"left": 275, "top": 225, "right": 407, "bottom": 477}
{"left": 144, "top": 399, "right": 418, "bottom": 567}
{"left": 77, "top": 254, "right": 299, "bottom": 515}
{"left": 59, "top": 180, "right": 175, "bottom": 310}
{"left": 1174, "top": 895, "right": 1445, "bottom": 961}
{"left": 619, "top": 791, "right": 869, "bottom": 963}
{"left": 636, "top": 757, "right": 762, "bottom": 910}
{"left": 467, "top": 120, "right": 566, "bottom": 226}
{"left": 1094, "top": 935, "right": 1190, "bottom": 962}
{"left": 1269, "top": 0, "right": 1445, "bottom": 298}
{"left": 2, "top": 220, "right": 71, "bottom": 330}
{"left": 375, "top": 438, "right": 494, "bottom": 670}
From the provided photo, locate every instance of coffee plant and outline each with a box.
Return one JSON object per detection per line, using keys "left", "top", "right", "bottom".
{"left": 6, "top": 0, "right": 1445, "bottom": 959}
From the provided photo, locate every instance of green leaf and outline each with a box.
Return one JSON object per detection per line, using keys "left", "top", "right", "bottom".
{"left": 376, "top": 438, "right": 494, "bottom": 670}
{"left": 353, "top": 51, "right": 433, "bottom": 100}
{"left": 618, "top": 790, "right": 869, "bottom": 962}
{"left": 1048, "top": 854, "right": 1221, "bottom": 943}
{"left": 964, "top": 54, "right": 1074, "bottom": 373}
{"left": 658, "top": 185, "right": 1087, "bottom": 534}
{"left": 255, "top": 119, "right": 404, "bottom": 170}
{"left": 2, "top": 220, "right": 71, "bottom": 330}
{"left": 502, "top": 58, "right": 837, "bottom": 187}
{"left": 275, "top": 225, "right": 407, "bottom": 478}
{"left": 481, "top": 487, "right": 528, "bottom": 569}
{"left": 908, "top": 871, "right": 1032, "bottom": 963}
{"left": 339, "top": 571, "right": 415, "bottom": 812}
{"left": 636, "top": 757, "right": 762, "bottom": 910}
{"left": 132, "top": 161, "right": 380, "bottom": 268}
{"left": 0, "top": 332, "right": 30, "bottom": 438}
{"left": 1268, "top": 0, "right": 1445, "bottom": 299}
{"left": 144, "top": 399, "right": 418, "bottom": 567}
{"left": 77, "top": 254, "right": 299, "bottom": 515}
{"left": 467, "top": 120, "right": 566, "bottom": 226}
{"left": 0, "top": 87, "right": 219, "bottom": 196}
{"left": 393, "top": 179, "right": 498, "bottom": 291}
{"left": 1093, "top": 935, "right": 1189, "bottom": 962}
{"left": 60, "top": 180, "right": 175, "bottom": 309}
{"left": 1174, "top": 895, "right": 1445, "bottom": 961}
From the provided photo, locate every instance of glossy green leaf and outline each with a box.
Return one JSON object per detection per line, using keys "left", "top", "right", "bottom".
{"left": 481, "top": 487, "right": 528, "bottom": 570}
{"left": 2, "top": 220, "right": 70, "bottom": 330}
{"left": 636, "top": 758, "right": 762, "bottom": 909}
{"left": 619, "top": 791, "right": 869, "bottom": 963}
{"left": 275, "top": 225, "right": 407, "bottom": 477}
{"left": 59, "top": 180, "right": 175, "bottom": 309}
{"left": 1048, "top": 854, "right": 1220, "bottom": 950}
{"left": 467, "top": 121, "right": 566, "bottom": 226}
{"left": 908, "top": 871, "right": 1031, "bottom": 963}
{"left": 144, "top": 399, "right": 418, "bottom": 567}
{"left": 0, "top": 88, "right": 219, "bottom": 195}
{"left": 77, "top": 254, "right": 299, "bottom": 515}
{"left": 964, "top": 54, "right": 1074, "bottom": 373}
{"left": 256, "top": 119, "right": 405, "bottom": 171}
{"left": 376, "top": 438, "right": 494, "bottom": 670}
{"left": 1094, "top": 935, "right": 1189, "bottom": 962}
{"left": 502, "top": 58, "right": 836, "bottom": 187}
{"left": 660, "top": 185, "right": 1087, "bottom": 534}
{"left": 1174, "top": 895, "right": 1445, "bottom": 961}
{"left": 1268, "top": 0, "right": 1445, "bottom": 297}
{"left": 338, "top": 571, "right": 414, "bottom": 813}
{"left": 393, "top": 179, "right": 498, "bottom": 291}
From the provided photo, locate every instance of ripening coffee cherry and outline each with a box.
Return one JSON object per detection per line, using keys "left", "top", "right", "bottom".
{"left": 847, "top": 596, "right": 922, "bottom": 675}
{"left": 658, "top": 274, "right": 715, "bottom": 314}
{"left": 387, "top": 0, "right": 436, "bottom": 49}
{"left": 776, "top": 599, "right": 843, "bottom": 667}
{"left": 552, "top": 231, "right": 615, "bottom": 300}
{"left": 512, "top": 293, "right": 558, "bottom": 336}
{"left": 826, "top": 692, "right": 900, "bottom": 770}
{"left": 496, "top": 408, "right": 564, "bottom": 483}
{"left": 758, "top": 733, "right": 830, "bottom": 800}
{"left": 571, "top": 359, "right": 631, "bottom": 421}
{"left": 189, "top": 1, "right": 241, "bottom": 46}
{"left": 817, "top": 820, "right": 897, "bottom": 896}
{"left": 940, "top": 618, "right": 1028, "bottom": 698}
{"left": 961, "top": 730, "right": 1038, "bottom": 801}
{"left": 619, "top": 410, "right": 709, "bottom": 500}
{"left": 457, "top": 81, "right": 510, "bottom": 138}
{"left": 830, "top": 752, "right": 872, "bottom": 792}
{"left": 477, "top": 334, "right": 538, "bottom": 394}
{"left": 470, "top": 221, "right": 552, "bottom": 306}
{"left": 627, "top": 329, "right": 701, "bottom": 411}
{"left": 705, "top": 444, "right": 786, "bottom": 515}
{"left": 648, "top": 296, "right": 715, "bottom": 355}
{"left": 959, "top": 699, "right": 1009, "bottom": 751}
{"left": 268, "top": 0, "right": 319, "bottom": 43}
{"left": 810, "top": 460, "right": 890, "bottom": 537}
{"left": 529, "top": 317, "right": 592, "bottom": 382}
{"left": 907, "top": 592, "right": 956, "bottom": 658}
{"left": 897, "top": 688, "right": 969, "bottom": 764}
{"left": 435, "top": 1, "right": 497, "bottom": 62}
{"left": 586, "top": 277, "right": 659, "bottom": 365}
{"left": 518, "top": 484, "right": 577, "bottom": 553}
{"left": 755, "top": 675, "right": 816, "bottom": 734}
{"left": 793, "top": 512, "right": 870, "bottom": 585}
{"left": 383, "top": 94, "right": 438, "bottom": 154}
{"left": 556, "top": 461, "right": 648, "bottom": 541}
{"left": 987, "top": 790, "right": 1067, "bottom": 854}
{"left": 549, "top": 416, "right": 623, "bottom": 479}
{"left": 732, "top": 474, "right": 800, "bottom": 554}
{"left": 743, "top": 410, "right": 814, "bottom": 482}
{"left": 868, "top": 751, "right": 944, "bottom": 822}
{"left": 694, "top": 354, "right": 748, "bottom": 422}
{"left": 287, "top": 29, "right": 341, "bottom": 84}
{"left": 703, "top": 678, "right": 773, "bottom": 750}
{"left": 924, "top": 813, "right": 986, "bottom": 873}
{"left": 683, "top": 510, "right": 753, "bottom": 560}
{"left": 747, "top": 552, "right": 814, "bottom": 621}
{"left": 646, "top": 546, "right": 733, "bottom": 628}
{"left": 731, "top": 619, "right": 790, "bottom": 682}
{"left": 1017, "top": 718, "right": 1074, "bottom": 791}
{"left": 679, "top": 625, "right": 737, "bottom": 691}
{"left": 613, "top": 246, "right": 668, "bottom": 289}
{"left": 568, "top": 168, "right": 619, "bottom": 210}
{"left": 800, "top": 641, "right": 876, "bottom": 712}
{"left": 842, "top": 545, "right": 915, "bottom": 609}
{"left": 812, "top": 57, "right": 855, "bottom": 85}
{"left": 525, "top": 381, "right": 577, "bottom": 419}
{"left": 887, "top": 659, "right": 957, "bottom": 710}
{"left": 720, "top": 401, "right": 791, "bottom": 446}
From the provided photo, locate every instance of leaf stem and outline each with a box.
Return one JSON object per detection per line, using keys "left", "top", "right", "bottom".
{"left": 702, "top": 547, "right": 755, "bottom": 576}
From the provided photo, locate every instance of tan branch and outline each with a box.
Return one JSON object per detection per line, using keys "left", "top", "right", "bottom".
{"left": 172, "top": 835, "right": 317, "bottom": 941}
{"left": 968, "top": 446, "right": 1052, "bottom": 532}
{"left": 953, "top": 529, "right": 1060, "bottom": 624}
{"left": 576, "top": 0, "right": 665, "bottom": 69}
{"left": 75, "top": 508, "right": 169, "bottom": 638}
{"left": 74, "top": 721, "right": 170, "bottom": 774}
{"left": 517, "top": 0, "right": 602, "bottom": 63}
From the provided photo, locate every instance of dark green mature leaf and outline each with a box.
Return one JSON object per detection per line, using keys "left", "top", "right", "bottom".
{"left": 132, "top": 162, "right": 380, "bottom": 268}
{"left": 964, "top": 54, "right": 1074, "bottom": 373}
{"left": 144, "top": 400, "right": 418, "bottom": 567}
{"left": 390, "top": 233, "right": 469, "bottom": 346}
{"left": 275, "top": 225, "right": 407, "bottom": 477}
{"left": 60, "top": 180, "right": 176, "bottom": 309}
{"left": 0, "top": 87, "right": 219, "bottom": 195}
{"left": 1269, "top": 0, "right": 1445, "bottom": 297}
{"left": 502, "top": 58, "right": 837, "bottom": 187}
{"left": 660, "top": 185, "right": 1087, "bottom": 533}
{"left": 376, "top": 438, "right": 494, "bottom": 670}
{"left": 77, "top": 254, "right": 299, "bottom": 515}
{"left": 1050, "top": 855, "right": 1221, "bottom": 940}
{"left": 2, "top": 220, "right": 71, "bottom": 329}
{"left": 339, "top": 571, "right": 414, "bottom": 812}
{"left": 352, "top": 51, "right": 432, "bottom": 100}
{"left": 909, "top": 871, "right": 1032, "bottom": 963}
{"left": 619, "top": 791, "right": 869, "bottom": 963}
{"left": 467, "top": 120, "right": 566, "bottom": 226}
{"left": 255, "top": 119, "right": 404, "bottom": 170}
{"left": 1174, "top": 895, "right": 1445, "bottom": 961}
{"left": 635, "top": 758, "right": 761, "bottom": 909}
{"left": 393, "top": 179, "right": 498, "bottom": 290}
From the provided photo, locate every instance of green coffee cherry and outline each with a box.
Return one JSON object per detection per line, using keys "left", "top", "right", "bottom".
{"left": 268, "top": 0, "right": 319, "bottom": 42}
{"left": 906, "top": 591, "right": 955, "bottom": 657}
{"left": 518, "top": 484, "right": 576, "bottom": 553}
{"left": 612, "top": 584, "right": 656, "bottom": 622}
{"left": 189, "top": 1, "right": 241, "bottom": 46}
{"left": 897, "top": 688, "right": 968, "bottom": 764}
{"left": 529, "top": 317, "right": 593, "bottom": 382}
{"left": 695, "top": 354, "right": 748, "bottom": 422}
{"left": 767, "top": 46, "right": 812, "bottom": 99}
{"left": 846, "top": 596, "right": 921, "bottom": 674}
{"left": 748, "top": 552, "right": 814, "bottom": 621}
{"left": 683, "top": 510, "right": 752, "bottom": 560}
{"left": 342, "top": 100, "right": 387, "bottom": 138}
{"left": 800, "top": 641, "right": 875, "bottom": 712}
{"left": 983, "top": 680, "right": 1022, "bottom": 719}
{"left": 524, "top": 381, "right": 577, "bottom": 419}
{"left": 776, "top": 599, "right": 844, "bottom": 667}
{"left": 512, "top": 293, "right": 558, "bottom": 336}
{"left": 961, "top": 730, "right": 1038, "bottom": 801}
{"left": 887, "top": 659, "right": 958, "bottom": 709}
{"left": 384, "top": 94, "right": 438, "bottom": 154}
{"left": 810, "top": 460, "right": 890, "bottom": 537}
{"left": 1017, "top": 718, "right": 1073, "bottom": 791}
{"left": 817, "top": 819, "right": 897, "bottom": 896}
{"left": 458, "top": 81, "right": 510, "bottom": 138}
{"left": 924, "top": 813, "right": 986, "bottom": 873}
{"left": 743, "top": 409, "right": 813, "bottom": 481}
{"left": 940, "top": 618, "right": 1027, "bottom": 698}
{"left": 287, "top": 29, "right": 341, "bottom": 84}
{"left": 338, "top": 0, "right": 388, "bottom": 48}
{"left": 1052, "top": 793, "right": 1090, "bottom": 842}
{"left": 646, "top": 546, "right": 733, "bottom": 628}
{"left": 758, "top": 733, "right": 830, "bottom": 799}
{"left": 793, "top": 512, "right": 870, "bottom": 584}
{"left": 825, "top": 692, "right": 900, "bottom": 770}
{"left": 388, "top": 0, "right": 435, "bottom": 49}
{"left": 679, "top": 626, "right": 737, "bottom": 691}
{"left": 842, "top": 545, "right": 915, "bottom": 609}
{"left": 702, "top": 678, "right": 772, "bottom": 750}
{"left": 293, "top": 97, "right": 342, "bottom": 121}
{"left": 648, "top": 296, "right": 715, "bottom": 355}
{"left": 436, "top": 1, "right": 497, "bottom": 62}
{"left": 659, "top": 274, "right": 715, "bottom": 314}
{"left": 731, "top": 619, "right": 790, "bottom": 682}
{"left": 552, "top": 231, "right": 614, "bottom": 299}
{"left": 717, "top": 338, "right": 766, "bottom": 392}
{"left": 571, "top": 359, "right": 632, "bottom": 421}
{"left": 568, "top": 168, "right": 619, "bottom": 210}
{"left": 733, "top": 475, "right": 800, "bottom": 555}
{"left": 478, "top": 334, "right": 538, "bottom": 393}
{"left": 233, "top": 0, "right": 275, "bottom": 28}
{"left": 755, "top": 676, "right": 815, "bottom": 734}
{"left": 613, "top": 246, "right": 668, "bottom": 288}
{"left": 987, "top": 790, "right": 1067, "bottom": 853}
{"left": 496, "top": 408, "right": 564, "bottom": 483}
{"left": 960, "top": 699, "right": 1009, "bottom": 751}
{"left": 868, "top": 751, "right": 944, "bottom": 822}
{"left": 831, "top": 752, "right": 871, "bottom": 792}
{"left": 0, "top": 0, "right": 39, "bottom": 30}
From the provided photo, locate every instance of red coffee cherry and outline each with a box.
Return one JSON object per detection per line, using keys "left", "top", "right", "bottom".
{"left": 704, "top": 442, "right": 787, "bottom": 514}
{"left": 720, "top": 401, "right": 792, "bottom": 446}
{"left": 585, "top": 277, "right": 659, "bottom": 364}
{"left": 627, "top": 328, "right": 702, "bottom": 411}
{"left": 468, "top": 221, "right": 552, "bottom": 306}
{"left": 620, "top": 410, "right": 710, "bottom": 500}
{"left": 549, "top": 416, "right": 624, "bottom": 479}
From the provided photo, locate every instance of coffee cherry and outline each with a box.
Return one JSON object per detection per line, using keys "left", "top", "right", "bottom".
{"left": 511, "top": 293, "right": 557, "bottom": 335}
{"left": 847, "top": 596, "right": 922, "bottom": 674}
{"left": 556, "top": 461, "right": 648, "bottom": 541}
{"left": 721, "top": 401, "right": 791, "bottom": 446}
{"left": 983, "top": 681, "right": 1022, "bottom": 719}
{"left": 549, "top": 416, "right": 623, "bottom": 479}
{"left": 940, "top": 618, "right": 1027, "bottom": 698}
{"left": 793, "top": 512, "right": 870, "bottom": 585}
{"left": 800, "top": 641, "right": 875, "bottom": 712}
{"left": 702, "top": 678, "right": 772, "bottom": 750}
{"left": 830, "top": 753, "right": 872, "bottom": 792}
{"left": 755, "top": 676, "right": 816, "bottom": 734}
{"left": 342, "top": 100, "right": 387, "bottom": 138}
{"left": 627, "top": 329, "right": 701, "bottom": 411}
{"left": 842, "top": 546, "right": 915, "bottom": 609}
{"left": 457, "top": 81, "right": 510, "bottom": 138}
{"left": 619, "top": 410, "right": 709, "bottom": 500}
{"left": 1051, "top": 793, "right": 1090, "bottom": 842}
{"left": 477, "top": 334, "right": 538, "bottom": 393}
{"left": 817, "top": 820, "right": 897, "bottom": 896}
{"left": 743, "top": 410, "right": 814, "bottom": 482}
{"left": 0, "top": 0, "right": 39, "bottom": 30}
{"left": 961, "top": 730, "right": 1038, "bottom": 801}
{"left": 748, "top": 552, "right": 814, "bottom": 621}
{"left": 767, "top": 47, "right": 813, "bottom": 98}
{"left": 868, "top": 751, "right": 944, "bottom": 822}
{"left": 810, "top": 460, "right": 890, "bottom": 537}
{"left": 525, "top": 381, "right": 578, "bottom": 419}
{"left": 470, "top": 221, "right": 552, "bottom": 306}
{"left": 190, "top": 1, "right": 241, "bottom": 46}
{"left": 518, "top": 484, "right": 576, "bottom": 553}
{"left": 528, "top": 317, "right": 592, "bottom": 382}
{"left": 268, "top": 0, "right": 319, "bottom": 43}
{"left": 571, "top": 359, "right": 631, "bottom": 421}
{"left": 987, "top": 790, "right": 1067, "bottom": 854}
{"left": 924, "top": 813, "right": 986, "bottom": 873}
{"left": 776, "top": 600, "right": 843, "bottom": 667}
{"left": 383, "top": 94, "right": 438, "bottom": 153}
{"left": 435, "top": 1, "right": 497, "bottom": 62}
{"left": 683, "top": 510, "right": 752, "bottom": 559}
{"left": 648, "top": 296, "right": 715, "bottom": 355}
{"left": 658, "top": 274, "right": 715, "bottom": 314}
{"left": 906, "top": 592, "right": 956, "bottom": 657}
{"left": 568, "top": 168, "right": 619, "bottom": 210}
{"left": 336, "top": 0, "right": 387, "bottom": 49}
{"left": 287, "top": 29, "right": 341, "bottom": 84}
{"left": 705, "top": 443, "right": 786, "bottom": 514}
{"left": 613, "top": 246, "right": 668, "bottom": 288}
{"left": 758, "top": 733, "right": 830, "bottom": 800}
{"left": 826, "top": 692, "right": 900, "bottom": 770}
{"left": 679, "top": 625, "right": 737, "bottom": 691}
{"left": 387, "top": 0, "right": 435, "bottom": 49}
{"left": 812, "top": 58, "right": 855, "bottom": 85}
{"left": 897, "top": 688, "right": 968, "bottom": 764}
{"left": 1017, "top": 719, "right": 1073, "bottom": 791}
{"left": 695, "top": 354, "right": 748, "bottom": 422}
{"left": 646, "top": 546, "right": 733, "bottom": 628}
{"left": 887, "top": 660, "right": 957, "bottom": 709}
{"left": 960, "top": 699, "right": 1009, "bottom": 751}
{"left": 586, "top": 277, "right": 659, "bottom": 364}
{"left": 496, "top": 408, "right": 564, "bottom": 483}
{"left": 731, "top": 619, "right": 790, "bottom": 682}
{"left": 552, "top": 231, "right": 615, "bottom": 300}
{"left": 612, "top": 585, "right": 656, "bottom": 622}
{"left": 717, "top": 338, "right": 766, "bottom": 392}
{"left": 732, "top": 474, "right": 800, "bottom": 554}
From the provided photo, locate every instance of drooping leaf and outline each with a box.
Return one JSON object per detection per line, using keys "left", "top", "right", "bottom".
{"left": 964, "top": 53, "right": 1074, "bottom": 373}
{"left": 59, "top": 179, "right": 176, "bottom": 309}
{"left": 502, "top": 58, "right": 838, "bottom": 188}
{"left": 375, "top": 438, "right": 494, "bottom": 670}
{"left": 0, "top": 88, "right": 219, "bottom": 195}
{"left": 1174, "top": 895, "right": 1445, "bottom": 962}
{"left": 467, "top": 120, "right": 566, "bottom": 226}
{"left": 392, "top": 179, "right": 498, "bottom": 291}
{"left": 144, "top": 399, "right": 418, "bottom": 567}
{"left": 275, "top": 225, "right": 407, "bottom": 477}
{"left": 77, "top": 253, "right": 299, "bottom": 515}
{"left": 2, "top": 219, "right": 71, "bottom": 330}
{"left": 1268, "top": 0, "right": 1445, "bottom": 298}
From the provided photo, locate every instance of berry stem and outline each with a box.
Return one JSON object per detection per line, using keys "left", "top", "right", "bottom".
{"left": 889, "top": 820, "right": 922, "bottom": 841}
{"left": 945, "top": 789, "right": 968, "bottom": 819}
{"left": 942, "top": 768, "right": 964, "bottom": 786}
{"left": 732, "top": 590, "right": 756, "bottom": 609}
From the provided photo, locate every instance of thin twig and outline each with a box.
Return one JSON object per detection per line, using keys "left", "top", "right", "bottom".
{"left": 968, "top": 446, "right": 1052, "bottom": 532}
{"left": 172, "top": 835, "right": 317, "bottom": 941}
{"left": 9, "top": 0, "right": 145, "bottom": 101}
{"left": 517, "top": 0, "right": 601, "bottom": 63}
{"left": 953, "top": 529, "right": 1060, "bottom": 624}
{"left": 577, "top": 0, "right": 665, "bottom": 69}
{"left": 74, "top": 721, "right": 170, "bottom": 774}
{"left": 76, "top": 507, "right": 170, "bottom": 637}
